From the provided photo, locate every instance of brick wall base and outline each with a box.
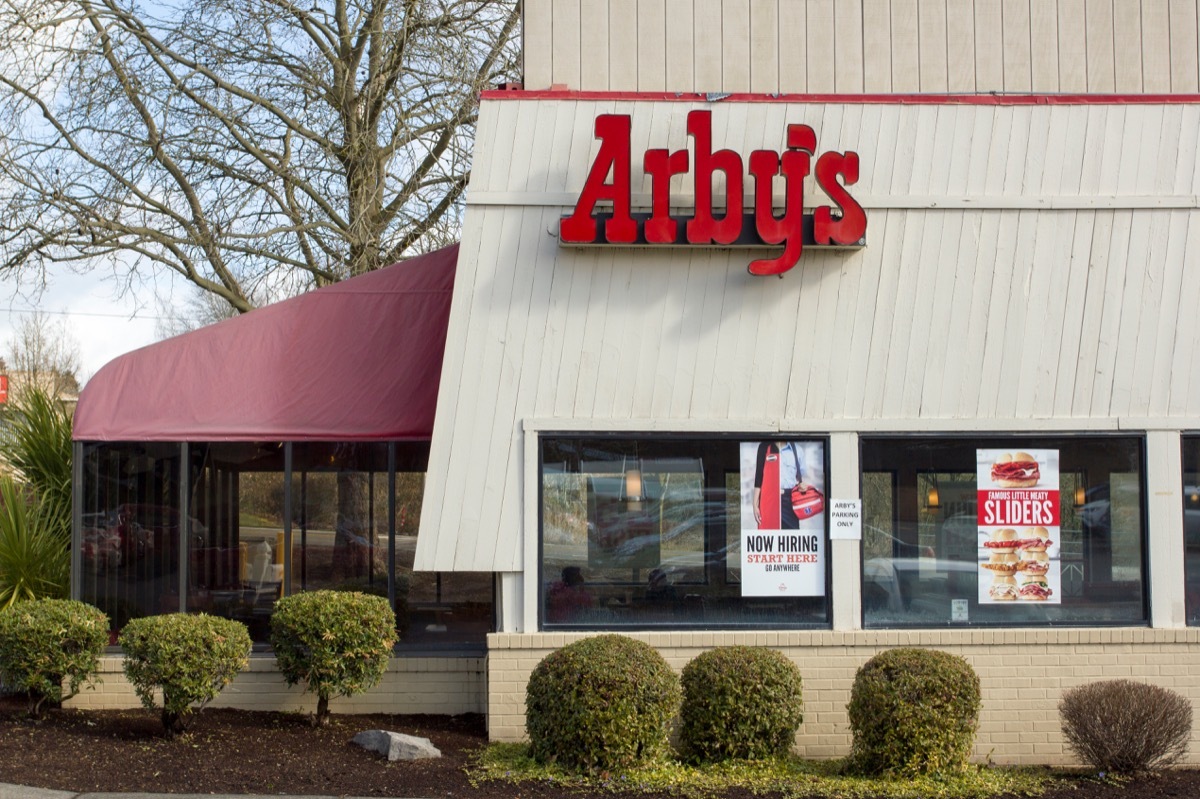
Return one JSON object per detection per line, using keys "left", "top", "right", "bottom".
{"left": 65, "top": 655, "right": 486, "bottom": 716}
{"left": 486, "top": 629, "right": 1200, "bottom": 766}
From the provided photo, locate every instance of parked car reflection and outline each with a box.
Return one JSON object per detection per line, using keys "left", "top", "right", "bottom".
{"left": 80, "top": 504, "right": 208, "bottom": 572}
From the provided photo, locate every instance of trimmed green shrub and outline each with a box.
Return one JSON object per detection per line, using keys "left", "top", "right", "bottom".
{"left": 0, "top": 599, "right": 108, "bottom": 717}
{"left": 120, "top": 613, "right": 250, "bottom": 737}
{"left": 679, "top": 646, "right": 803, "bottom": 762}
{"left": 269, "top": 590, "right": 396, "bottom": 726}
{"left": 1059, "top": 679, "right": 1193, "bottom": 773}
{"left": 526, "top": 634, "right": 681, "bottom": 773}
{"left": 846, "top": 647, "right": 981, "bottom": 777}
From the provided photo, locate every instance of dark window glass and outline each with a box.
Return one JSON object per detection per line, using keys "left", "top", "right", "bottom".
{"left": 861, "top": 435, "right": 1146, "bottom": 627}
{"left": 1184, "top": 436, "right": 1200, "bottom": 626}
{"left": 540, "top": 435, "right": 830, "bottom": 630}
{"left": 185, "top": 443, "right": 285, "bottom": 644}
{"left": 78, "top": 440, "right": 492, "bottom": 651}
{"left": 290, "top": 443, "right": 391, "bottom": 596}
{"left": 79, "top": 442, "right": 183, "bottom": 638}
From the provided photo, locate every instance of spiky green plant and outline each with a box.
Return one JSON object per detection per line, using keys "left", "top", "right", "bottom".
{"left": 0, "top": 386, "right": 73, "bottom": 536}
{"left": 0, "top": 386, "right": 74, "bottom": 609}
{"left": 0, "top": 476, "right": 70, "bottom": 609}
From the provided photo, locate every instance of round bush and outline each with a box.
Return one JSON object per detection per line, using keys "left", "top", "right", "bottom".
{"left": 526, "top": 634, "right": 681, "bottom": 773}
{"left": 0, "top": 599, "right": 108, "bottom": 718}
{"left": 847, "top": 647, "right": 981, "bottom": 776}
{"left": 269, "top": 590, "right": 396, "bottom": 726}
{"left": 121, "top": 613, "right": 251, "bottom": 737}
{"left": 1059, "top": 679, "right": 1193, "bottom": 773}
{"left": 680, "top": 646, "right": 803, "bottom": 762}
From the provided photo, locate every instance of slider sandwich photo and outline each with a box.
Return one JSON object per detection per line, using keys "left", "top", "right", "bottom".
{"left": 990, "top": 451, "right": 1041, "bottom": 488}
{"left": 980, "top": 526, "right": 1057, "bottom": 603}
{"left": 981, "top": 528, "right": 1021, "bottom": 601}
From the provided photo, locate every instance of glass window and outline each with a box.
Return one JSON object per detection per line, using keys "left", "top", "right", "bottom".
{"left": 79, "top": 442, "right": 184, "bottom": 639}
{"left": 861, "top": 435, "right": 1146, "bottom": 627}
{"left": 185, "top": 443, "right": 286, "bottom": 644}
{"left": 290, "top": 443, "right": 391, "bottom": 597}
{"left": 1184, "top": 436, "right": 1200, "bottom": 626}
{"left": 540, "top": 435, "right": 830, "bottom": 630}
{"left": 77, "top": 440, "right": 492, "bottom": 651}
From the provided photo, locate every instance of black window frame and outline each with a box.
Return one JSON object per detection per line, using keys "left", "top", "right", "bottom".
{"left": 538, "top": 431, "right": 833, "bottom": 631}
{"left": 859, "top": 432, "right": 1150, "bottom": 629}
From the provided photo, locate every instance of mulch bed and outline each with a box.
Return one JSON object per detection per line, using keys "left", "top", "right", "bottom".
{"left": 0, "top": 696, "right": 1197, "bottom": 798}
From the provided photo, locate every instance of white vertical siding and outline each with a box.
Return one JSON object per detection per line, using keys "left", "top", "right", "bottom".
{"left": 523, "top": 0, "right": 1200, "bottom": 94}
{"left": 861, "top": 0, "right": 892, "bottom": 91}
{"left": 417, "top": 98, "right": 1200, "bottom": 571}
{"left": 778, "top": 2, "right": 809, "bottom": 92}
{"left": 890, "top": 0, "right": 921, "bottom": 90}
{"left": 578, "top": 0, "right": 609, "bottom": 90}
{"left": 694, "top": 0, "right": 724, "bottom": 90}
{"left": 608, "top": 0, "right": 638, "bottom": 91}
{"left": 833, "top": 0, "right": 864, "bottom": 91}
{"left": 723, "top": 0, "right": 753, "bottom": 91}
{"left": 1169, "top": 0, "right": 1200, "bottom": 91}
{"left": 750, "top": 0, "right": 780, "bottom": 92}
{"left": 1029, "top": 1, "right": 1059, "bottom": 91}
{"left": 665, "top": 0, "right": 696, "bottom": 91}
{"left": 917, "top": 0, "right": 948, "bottom": 91}
{"left": 806, "top": 0, "right": 836, "bottom": 91}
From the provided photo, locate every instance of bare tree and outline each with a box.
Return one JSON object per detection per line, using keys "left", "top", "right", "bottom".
{"left": 154, "top": 288, "right": 242, "bottom": 339}
{"left": 0, "top": 0, "right": 520, "bottom": 314}
{"left": 5, "top": 311, "right": 82, "bottom": 400}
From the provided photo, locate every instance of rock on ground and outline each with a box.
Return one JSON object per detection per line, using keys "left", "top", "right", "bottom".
{"left": 352, "top": 729, "right": 442, "bottom": 761}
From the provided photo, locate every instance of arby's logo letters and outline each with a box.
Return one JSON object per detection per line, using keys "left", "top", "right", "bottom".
{"left": 559, "top": 110, "right": 867, "bottom": 276}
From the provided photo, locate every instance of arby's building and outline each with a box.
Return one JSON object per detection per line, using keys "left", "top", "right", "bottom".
{"left": 413, "top": 0, "right": 1200, "bottom": 764}
{"left": 67, "top": 1, "right": 1200, "bottom": 766}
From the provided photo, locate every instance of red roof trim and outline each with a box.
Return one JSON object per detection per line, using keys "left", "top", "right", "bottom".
{"left": 482, "top": 89, "right": 1200, "bottom": 105}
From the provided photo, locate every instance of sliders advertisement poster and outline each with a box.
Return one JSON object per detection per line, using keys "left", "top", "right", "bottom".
{"left": 739, "top": 441, "right": 826, "bottom": 597}
{"left": 977, "top": 449, "right": 1061, "bottom": 604}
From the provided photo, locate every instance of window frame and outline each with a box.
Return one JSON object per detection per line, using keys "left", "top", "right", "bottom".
{"left": 1182, "top": 432, "right": 1200, "bottom": 627}
{"left": 537, "top": 431, "right": 833, "bottom": 632}
{"left": 858, "top": 432, "right": 1150, "bottom": 630}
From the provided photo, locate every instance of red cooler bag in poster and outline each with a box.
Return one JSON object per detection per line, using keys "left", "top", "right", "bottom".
{"left": 791, "top": 486, "right": 825, "bottom": 518}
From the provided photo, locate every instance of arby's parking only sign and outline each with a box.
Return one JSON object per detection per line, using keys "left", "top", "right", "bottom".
{"left": 559, "top": 109, "right": 866, "bottom": 276}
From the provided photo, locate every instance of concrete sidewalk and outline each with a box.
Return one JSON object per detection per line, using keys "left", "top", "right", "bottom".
{"left": 0, "top": 786, "right": 423, "bottom": 799}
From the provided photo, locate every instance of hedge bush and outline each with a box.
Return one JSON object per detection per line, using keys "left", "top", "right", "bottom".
{"left": 846, "top": 647, "right": 981, "bottom": 777}
{"left": 0, "top": 599, "right": 108, "bottom": 718}
{"left": 1059, "top": 679, "right": 1193, "bottom": 773}
{"left": 269, "top": 590, "right": 396, "bottom": 726}
{"left": 526, "top": 634, "right": 681, "bottom": 773}
{"left": 120, "top": 613, "right": 250, "bottom": 737}
{"left": 679, "top": 646, "right": 803, "bottom": 763}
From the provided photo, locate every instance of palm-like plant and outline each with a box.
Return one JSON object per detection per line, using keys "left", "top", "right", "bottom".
{"left": 0, "top": 477, "right": 70, "bottom": 608}
{"left": 0, "top": 387, "right": 73, "bottom": 608}
{"left": 0, "top": 387, "right": 73, "bottom": 526}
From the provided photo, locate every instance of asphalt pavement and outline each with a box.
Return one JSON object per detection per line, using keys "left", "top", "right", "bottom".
{"left": 0, "top": 786, "right": 422, "bottom": 799}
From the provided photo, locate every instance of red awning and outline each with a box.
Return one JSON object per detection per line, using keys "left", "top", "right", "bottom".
{"left": 73, "top": 245, "right": 457, "bottom": 442}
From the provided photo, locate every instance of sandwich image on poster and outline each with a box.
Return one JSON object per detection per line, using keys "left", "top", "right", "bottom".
{"left": 978, "top": 526, "right": 1060, "bottom": 603}
{"left": 738, "top": 441, "right": 826, "bottom": 597}
{"left": 976, "top": 449, "right": 1061, "bottom": 605}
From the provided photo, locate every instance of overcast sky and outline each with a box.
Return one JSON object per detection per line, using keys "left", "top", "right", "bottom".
{"left": 0, "top": 269, "right": 172, "bottom": 386}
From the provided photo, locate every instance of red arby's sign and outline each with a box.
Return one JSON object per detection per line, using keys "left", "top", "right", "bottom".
{"left": 559, "top": 110, "right": 866, "bottom": 276}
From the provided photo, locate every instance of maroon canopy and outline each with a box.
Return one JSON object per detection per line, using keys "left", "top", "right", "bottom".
{"left": 73, "top": 245, "right": 457, "bottom": 442}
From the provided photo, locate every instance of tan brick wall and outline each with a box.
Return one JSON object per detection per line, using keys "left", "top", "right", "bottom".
{"left": 486, "top": 629, "right": 1200, "bottom": 766}
{"left": 65, "top": 655, "right": 486, "bottom": 716}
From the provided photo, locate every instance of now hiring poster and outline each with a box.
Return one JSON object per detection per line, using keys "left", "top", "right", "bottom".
{"left": 738, "top": 441, "right": 826, "bottom": 597}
